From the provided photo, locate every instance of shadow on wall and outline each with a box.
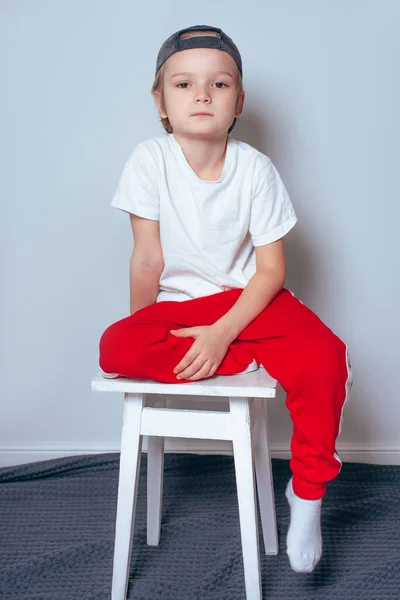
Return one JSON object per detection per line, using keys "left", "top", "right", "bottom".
{"left": 234, "top": 104, "right": 319, "bottom": 305}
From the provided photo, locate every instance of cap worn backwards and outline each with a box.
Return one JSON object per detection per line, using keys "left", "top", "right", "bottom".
{"left": 155, "top": 25, "right": 242, "bottom": 77}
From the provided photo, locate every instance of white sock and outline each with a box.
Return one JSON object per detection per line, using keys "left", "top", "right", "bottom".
{"left": 285, "top": 477, "right": 323, "bottom": 573}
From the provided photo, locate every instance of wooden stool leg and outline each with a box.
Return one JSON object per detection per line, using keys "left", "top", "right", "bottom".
{"left": 250, "top": 398, "right": 279, "bottom": 555}
{"left": 112, "top": 392, "right": 145, "bottom": 600}
{"left": 147, "top": 397, "right": 165, "bottom": 546}
{"left": 230, "top": 397, "right": 262, "bottom": 600}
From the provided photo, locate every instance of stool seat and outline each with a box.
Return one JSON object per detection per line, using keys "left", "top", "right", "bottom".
{"left": 91, "top": 365, "right": 279, "bottom": 600}
{"left": 92, "top": 364, "right": 277, "bottom": 396}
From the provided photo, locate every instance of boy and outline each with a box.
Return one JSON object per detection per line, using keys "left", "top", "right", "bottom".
{"left": 100, "top": 25, "right": 353, "bottom": 573}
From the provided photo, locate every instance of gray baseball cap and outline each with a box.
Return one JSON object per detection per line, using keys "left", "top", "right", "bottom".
{"left": 155, "top": 25, "right": 242, "bottom": 133}
{"left": 155, "top": 25, "right": 243, "bottom": 77}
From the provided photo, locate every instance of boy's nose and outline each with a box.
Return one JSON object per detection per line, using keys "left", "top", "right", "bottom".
{"left": 195, "top": 89, "right": 211, "bottom": 102}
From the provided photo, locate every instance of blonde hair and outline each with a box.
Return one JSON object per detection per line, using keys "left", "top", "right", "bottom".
{"left": 151, "top": 30, "right": 244, "bottom": 134}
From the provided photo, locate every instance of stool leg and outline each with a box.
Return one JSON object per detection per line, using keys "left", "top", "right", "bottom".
{"left": 112, "top": 392, "right": 145, "bottom": 600}
{"left": 229, "top": 397, "right": 262, "bottom": 600}
{"left": 250, "top": 398, "right": 279, "bottom": 555}
{"left": 147, "top": 398, "right": 165, "bottom": 546}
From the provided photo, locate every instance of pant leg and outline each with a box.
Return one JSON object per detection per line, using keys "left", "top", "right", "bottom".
{"left": 239, "top": 289, "right": 353, "bottom": 500}
{"left": 99, "top": 288, "right": 258, "bottom": 381}
{"left": 99, "top": 287, "right": 353, "bottom": 500}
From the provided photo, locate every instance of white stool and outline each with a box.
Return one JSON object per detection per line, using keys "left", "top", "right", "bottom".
{"left": 91, "top": 366, "right": 279, "bottom": 600}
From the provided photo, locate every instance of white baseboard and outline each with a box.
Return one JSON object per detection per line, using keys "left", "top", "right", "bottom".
{"left": 1, "top": 441, "right": 400, "bottom": 467}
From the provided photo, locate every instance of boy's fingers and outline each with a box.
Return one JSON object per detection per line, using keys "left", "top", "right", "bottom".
{"left": 174, "top": 349, "right": 200, "bottom": 373}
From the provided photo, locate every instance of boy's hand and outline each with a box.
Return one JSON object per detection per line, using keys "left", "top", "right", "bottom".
{"left": 170, "top": 325, "right": 232, "bottom": 381}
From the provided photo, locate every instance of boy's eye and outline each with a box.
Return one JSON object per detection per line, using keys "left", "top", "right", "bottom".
{"left": 176, "top": 82, "right": 227, "bottom": 89}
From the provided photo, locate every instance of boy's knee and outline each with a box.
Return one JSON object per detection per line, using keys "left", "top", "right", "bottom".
{"left": 99, "top": 318, "right": 143, "bottom": 371}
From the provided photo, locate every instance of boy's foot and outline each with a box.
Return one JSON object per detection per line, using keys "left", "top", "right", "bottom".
{"left": 285, "top": 477, "right": 323, "bottom": 572}
{"left": 100, "top": 369, "right": 121, "bottom": 379}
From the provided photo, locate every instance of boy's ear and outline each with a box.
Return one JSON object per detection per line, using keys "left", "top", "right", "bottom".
{"left": 235, "top": 91, "right": 245, "bottom": 118}
{"left": 153, "top": 91, "right": 167, "bottom": 119}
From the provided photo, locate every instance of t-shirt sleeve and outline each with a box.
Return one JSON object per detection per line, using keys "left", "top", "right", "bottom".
{"left": 249, "top": 158, "right": 298, "bottom": 246}
{"left": 110, "top": 143, "right": 160, "bottom": 220}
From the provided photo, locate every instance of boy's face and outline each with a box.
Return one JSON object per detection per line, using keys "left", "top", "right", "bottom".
{"left": 154, "top": 48, "right": 244, "bottom": 138}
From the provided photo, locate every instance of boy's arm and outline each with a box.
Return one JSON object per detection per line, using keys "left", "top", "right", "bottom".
{"left": 129, "top": 214, "right": 164, "bottom": 315}
{"left": 212, "top": 238, "right": 286, "bottom": 342}
{"left": 129, "top": 255, "right": 163, "bottom": 315}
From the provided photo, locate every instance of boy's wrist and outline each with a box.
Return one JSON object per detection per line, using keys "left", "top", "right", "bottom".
{"left": 211, "top": 319, "right": 238, "bottom": 344}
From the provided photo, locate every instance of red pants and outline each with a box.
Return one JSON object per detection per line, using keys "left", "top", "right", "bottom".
{"left": 99, "top": 288, "right": 353, "bottom": 500}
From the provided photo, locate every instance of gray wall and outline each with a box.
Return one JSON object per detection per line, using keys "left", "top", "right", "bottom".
{"left": 1, "top": 1, "right": 399, "bottom": 466}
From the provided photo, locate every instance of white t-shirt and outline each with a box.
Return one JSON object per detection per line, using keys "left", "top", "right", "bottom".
{"left": 111, "top": 132, "right": 298, "bottom": 304}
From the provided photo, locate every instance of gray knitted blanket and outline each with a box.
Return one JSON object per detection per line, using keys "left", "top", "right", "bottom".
{"left": 0, "top": 453, "right": 399, "bottom": 599}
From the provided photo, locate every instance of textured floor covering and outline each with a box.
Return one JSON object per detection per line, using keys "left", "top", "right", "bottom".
{"left": 0, "top": 453, "right": 399, "bottom": 599}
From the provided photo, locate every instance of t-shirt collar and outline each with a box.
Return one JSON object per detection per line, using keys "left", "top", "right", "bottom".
{"left": 168, "top": 133, "right": 234, "bottom": 184}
